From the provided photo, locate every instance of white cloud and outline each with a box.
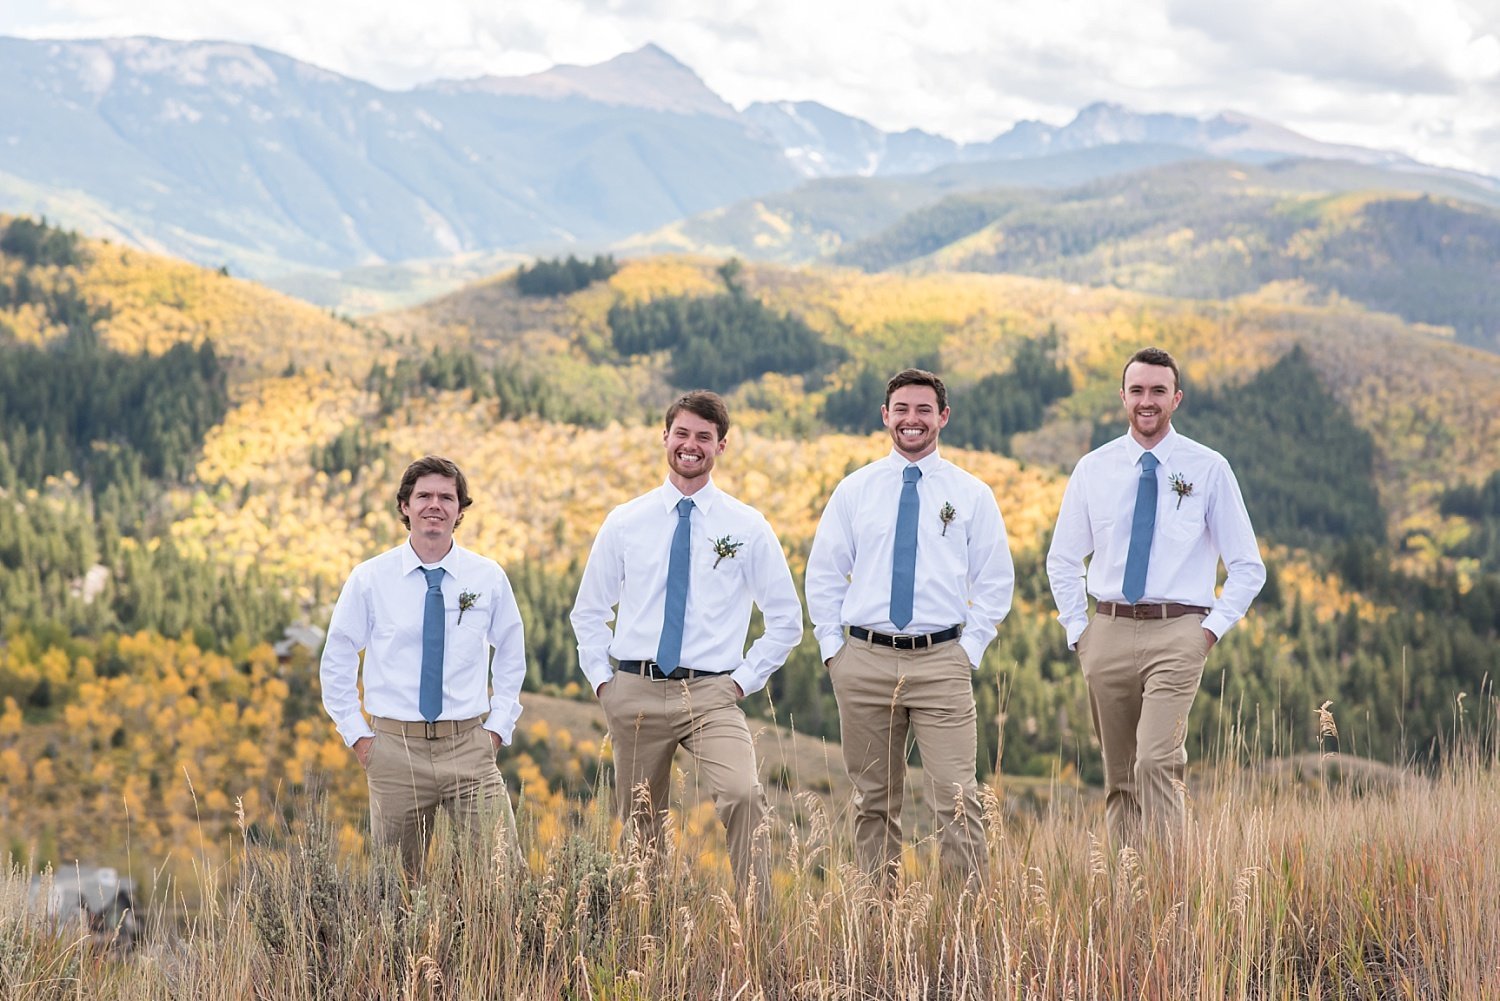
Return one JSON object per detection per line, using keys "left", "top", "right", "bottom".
{"left": 4, "top": 0, "right": 1498, "bottom": 173}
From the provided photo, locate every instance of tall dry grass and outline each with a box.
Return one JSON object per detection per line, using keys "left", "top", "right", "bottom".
{"left": 7, "top": 737, "right": 1500, "bottom": 999}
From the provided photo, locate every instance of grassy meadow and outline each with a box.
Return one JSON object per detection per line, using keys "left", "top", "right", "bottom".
{"left": 9, "top": 706, "right": 1500, "bottom": 1001}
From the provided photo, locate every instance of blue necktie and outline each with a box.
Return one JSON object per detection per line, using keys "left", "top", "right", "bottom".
{"left": 890, "top": 464, "right": 922, "bottom": 630}
{"left": 1122, "top": 452, "right": 1159, "bottom": 604}
{"left": 656, "top": 497, "right": 694, "bottom": 673}
{"left": 420, "top": 566, "right": 445, "bottom": 721}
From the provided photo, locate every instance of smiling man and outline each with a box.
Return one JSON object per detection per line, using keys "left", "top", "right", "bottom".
{"left": 320, "top": 455, "right": 526, "bottom": 873}
{"left": 1047, "top": 347, "right": 1264, "bottom": 849}
{"left": 806, "top": 368, "right": 1015, "bottom": 888}
{"left": 570, "top": 391, "right": 801, "bottom": 899}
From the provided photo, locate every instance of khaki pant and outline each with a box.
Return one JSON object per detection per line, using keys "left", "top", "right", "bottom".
{"left": 365, "top": 716, "right": 516, "bottom": 873}
{"left": 829, "top": 637, "right": 986, "bottom": 887}
{"left": 1076, "top": 612, "right": 1209, "bottom": 848}
{"left": 601, "top": 670, "right": 769, "bottom": 897}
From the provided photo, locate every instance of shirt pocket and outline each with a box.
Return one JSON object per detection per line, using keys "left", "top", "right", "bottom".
{"left": 694, "top": 543, "right": 746, "bottom": 611}
{"left": 449, "top": 593, "right": 491, "bottom": 633}
{"left": 1159, "top": 495, "right": 1206, "bottom": 543}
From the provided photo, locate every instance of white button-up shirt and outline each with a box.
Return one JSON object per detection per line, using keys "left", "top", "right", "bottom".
{"left": 806, "top": 449, "right": 1015, "bottom": 668}
{"left": 320, "top": 540, "right": 526, "bottom": 746}
{"left": 570, "top": 478, "right": 803, "bottom": 696}
{"left": 1046, "top": 427, "right": 1266, "bottom": 648}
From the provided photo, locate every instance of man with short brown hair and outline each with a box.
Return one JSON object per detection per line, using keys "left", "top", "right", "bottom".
{"left": 1047, "top": 347, "right": 1264, "bottom": 847}
{"left": 321, "top": 455, "right": 525, "bottom": 872}
{"left": 571, "top": 391, "right": 801, "bottom": 897}
{"left": 806, "top": 368, "right": 1015, "bottom": 888}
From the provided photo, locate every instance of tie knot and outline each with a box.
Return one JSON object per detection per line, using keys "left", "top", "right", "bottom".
{"left": 676, "top": 497, "right": 695, "bottom": 518}
{"left": 1140, "top": 452, "right": 1159, "bottom": 472}
{"left": 422, "top": 566, "right": 444, "bottom": 589}
{"left": 903, "top": 465, "right": 922, "bottom": 484}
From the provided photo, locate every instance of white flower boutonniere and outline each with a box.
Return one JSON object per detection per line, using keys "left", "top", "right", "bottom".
{"left": 458, "top": 590, "right": 480, "bottom": 624}
{"left": 939, "top": 502, "right": 957, "bottom": 536}
{"left": 711, "top": 536, "right": 743, "bottom": 569}
{"left": 1168, "top": 473, "right": 1194, "bottom": 509}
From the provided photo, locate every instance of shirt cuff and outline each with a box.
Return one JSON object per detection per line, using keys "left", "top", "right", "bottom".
{"left": 337, "top": 715, "right": 375, "bottom": 747}
{"left": 1201, "top": 611, "right": 1232, "bottom": 641}
{"left": 1062, "top": 616, "right": 1089, "bottom": 651}
{"left": 817, "top": 634, "right": 845, "bottom": 664}
{"left": 487, "top": 701, "right": 523, "bottom": 745}
{"left": 729, "top": 664, "right": 760, "bottom": 697}
{"left": 581, "top": 660, "right": 614, "bottom": 695}
{"left": 958, "top": 635, "right": 984, "bottom": 669}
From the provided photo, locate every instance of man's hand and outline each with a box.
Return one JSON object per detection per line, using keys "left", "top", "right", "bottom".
{"left": 596, "top": 680, "right": 609, "bottom": 699}
{"left": 490, "top": 730, "right": 502, "bottom": 752}
{"left": 733, "top": 681, "right": 745, "bottom": 699}
{"left": 1204, "top": 628, "right": 1218, "bottom": 652}
{"left": 353, "top": 736, "right": 374, "bottom": 767}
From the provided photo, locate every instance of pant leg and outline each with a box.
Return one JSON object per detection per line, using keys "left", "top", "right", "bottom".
{"left": 830, "top": 640, "right": 911, "bottom": 887}
{"left": 439, "top": 724, "right": 517, "bottom": 861}
{"left": 602, "top": 670, "right": 679, "bottom": 859}
{"left": 674, "top": 674, "right": 770, "bottom": 899}
{"left": 903, "top": 641, "right": 986, "bottom": 879}
{"left": 1134, "top": 614, "right": 1208, "bottom": 845}
{"left": 1077, "top": 614, "right": 1144, "bottom": 847}
{"left": 366, "top": 732, "right": 441, "bottom": 874}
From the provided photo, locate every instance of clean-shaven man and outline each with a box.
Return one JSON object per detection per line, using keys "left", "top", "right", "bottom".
{"left": 570, "top": 391, "right": 802, "bottom": 896}
{"left": 1047, "top": 347, "right": 1264, "bottom": 847}
{"left": 806, "top": 368, "right": 1015, "bottom": 887}
{"left": 321, "top": 455, "right": 526, "bottom": 872}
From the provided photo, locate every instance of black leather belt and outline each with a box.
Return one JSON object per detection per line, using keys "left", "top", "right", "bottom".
{"left": 1095, "top": 601, "right": 1211, "bottom": 620}
{"left": 616, "top": 660, "right": 721, "bottom": 681}
{"left": 848, "top": 625, "right": 963, "bottom": 650}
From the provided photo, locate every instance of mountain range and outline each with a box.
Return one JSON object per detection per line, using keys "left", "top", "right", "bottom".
{"left": 3, "top": 34, "right": 1496, "bottom": 299}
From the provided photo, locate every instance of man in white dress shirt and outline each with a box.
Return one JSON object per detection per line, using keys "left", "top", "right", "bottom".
{"left": 321, "top": 455, "right": 526, "bottom": 872}
{"left": 570, "top": 391, "right": 802, "bottom": 895}
{"left": 806, "top": 368, "right": 1015, "bottom": 887}
{"left": 1047, "top": 347, "right": 1264, "bottom": 847}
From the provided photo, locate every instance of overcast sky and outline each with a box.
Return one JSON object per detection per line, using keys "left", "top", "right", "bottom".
{"left": 4, "top": 0, "right": 1499, "bottom": 175}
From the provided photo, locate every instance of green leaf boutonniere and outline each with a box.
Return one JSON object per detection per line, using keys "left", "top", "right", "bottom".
{"left": 1168, "top": 473, "right": 1194, "bottom": 509}
{"left": 458, "top": 590, "right": 480, "bottom": 624}
{"left": 711, "top": 536, "right": 743, "bottom": 569}
{"left": 939, "top": 502, "right": 957, "bottom": 536}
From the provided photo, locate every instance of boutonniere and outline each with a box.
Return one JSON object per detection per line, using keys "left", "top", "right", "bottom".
{"left": 458, "top": 590, "right": 480, "bottom": 624}
{"left": 939, "top": 502, "right": 957, "bottom": 536}
{"left": 1168, "top": 473, "right": 1194, "bottom": 509}
{"left": 711, "top": 536, "right": 743, "bottom": 568}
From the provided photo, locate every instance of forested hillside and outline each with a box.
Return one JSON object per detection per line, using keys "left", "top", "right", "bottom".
{"left": 2, "top": 218, "right": 1497, "bottom": 885}
{"left": 837, "top": 161, "right": 1500, "bottom": 351}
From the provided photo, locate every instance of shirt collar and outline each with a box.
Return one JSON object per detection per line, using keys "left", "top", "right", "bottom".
{"left": 400, "top": 539, "right": 468, "bottom": 580}
{"left": 885, "top": 448, "right": 945, "bottom": 476}
{"left": 1122, "top": 426, "right": 1179, "bottom": 466}
{"left": 659, "top": 477, "right": 720, "bottom": 514}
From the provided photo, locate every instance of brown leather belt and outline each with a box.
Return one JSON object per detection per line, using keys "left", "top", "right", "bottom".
{"left": 1096, "top": 601, "right": 1211, "bottom": 620}
{"left": 371, "top": 715, "right": 485, "bottom": 740}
